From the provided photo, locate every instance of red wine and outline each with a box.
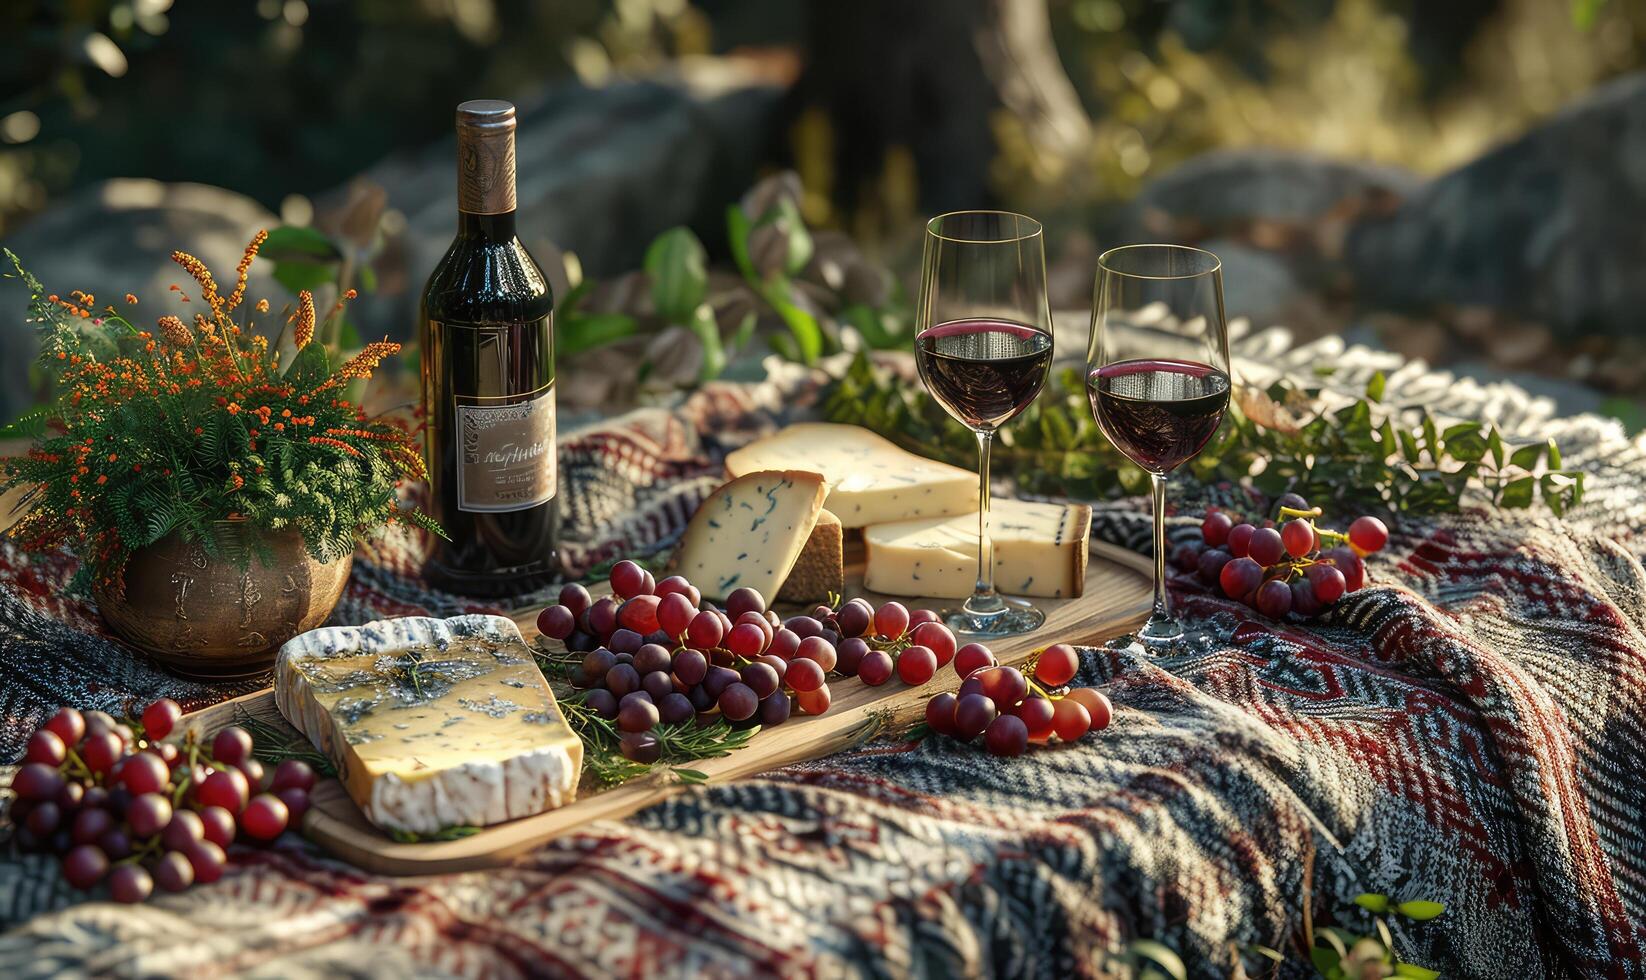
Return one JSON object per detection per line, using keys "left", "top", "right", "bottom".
{"left": 916, "top": 319, "right": 1052, "bottom": 429}
{"left": 1088, "top": 358, "right": 1230, "bottom": 473}
{"left": 420, "top": 101, "right": 559, "bottom": 596}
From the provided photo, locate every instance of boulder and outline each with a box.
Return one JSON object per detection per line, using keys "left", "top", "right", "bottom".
{"left": 1347, "top": 71, "right": 1646, "bottom": 340}
{"left": 1199, "top": 237, "right": 1305, "bottom": 323}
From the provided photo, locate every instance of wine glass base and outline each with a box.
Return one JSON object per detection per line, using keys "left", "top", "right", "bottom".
{"left": 941, "top": 596, "right": 1046, "bottom": 638}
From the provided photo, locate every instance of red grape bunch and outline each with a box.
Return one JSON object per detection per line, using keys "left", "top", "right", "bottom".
{"left": 1186, "top": 493, "right": 1388, "bottom": 620}
{"left": 9, "top": 702, "right": 314, "bottom": 903}
{"left": 825, "top": 598, "right": 959, "bottom": 689}
{"left": 536, "top": 561, "right": 844, "bottom": 763}
{"left": 924, "top": 642, "right": 1113, "bottom": 757}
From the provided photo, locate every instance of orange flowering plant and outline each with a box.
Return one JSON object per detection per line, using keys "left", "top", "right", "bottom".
{"left": 0, "top": 232, "right": 440, "bottom": 589}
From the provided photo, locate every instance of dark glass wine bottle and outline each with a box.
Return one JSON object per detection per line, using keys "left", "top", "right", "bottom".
{"left": 420, "top": 100, "right": 559, "bottom": 596}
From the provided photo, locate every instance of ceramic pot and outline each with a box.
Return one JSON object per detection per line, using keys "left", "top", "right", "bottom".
{"left": 94, "top": 527, "right": 351, "bottom": 679}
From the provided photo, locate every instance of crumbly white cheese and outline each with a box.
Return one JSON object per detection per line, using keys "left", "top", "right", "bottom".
{"left": 274, "top": 615, "right": 581, "bottom": 835}
{"left": 864, "top": 498, "right": 1091, "bottom": 599}
{"left": 675, "top": 469, "right": 829, "bottom": 602}
{"left": 725, "top": 423, "right": 976, "bottom": 528}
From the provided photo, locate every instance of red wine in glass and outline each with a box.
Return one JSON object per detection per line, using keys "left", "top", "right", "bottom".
{"left": 1088, "top": 358, "right": 1230, "bottom": 472}
{"left": 916, "top": 318, "right": 1053, "bottom": 429}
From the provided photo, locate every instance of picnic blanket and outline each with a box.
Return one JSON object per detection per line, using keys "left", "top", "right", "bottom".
{"left": 2, "top": 321, "right": 1645, "bottom": 978}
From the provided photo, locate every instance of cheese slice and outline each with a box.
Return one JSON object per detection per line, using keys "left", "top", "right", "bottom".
{"left": 274, "top": 615, "right": 581, "bottom": 835}
{"left": 777, "top": 509, "right": 844, "bottom": 603}
{"left": 675, "top": 469, "right": 829, "bottom": 602}
{"left": 725, "top": 423, "right": 976, "bottom": 528}
{"left": 864, "top": 498, "right": 1091, "bottom": 600}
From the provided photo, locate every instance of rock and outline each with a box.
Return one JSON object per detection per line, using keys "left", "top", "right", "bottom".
{"left": 1346, "top": 71, "right": 1646, "bottom": 340}
{"left": 1198, "top": 237, "right": 1305, "bottom": 324}
{"left": 0, "top": 180, "right": 279, "bottom": 420}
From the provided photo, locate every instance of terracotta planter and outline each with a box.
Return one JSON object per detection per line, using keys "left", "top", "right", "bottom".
{"left": 94, "top": 527, "right": 352, "bottom": 679}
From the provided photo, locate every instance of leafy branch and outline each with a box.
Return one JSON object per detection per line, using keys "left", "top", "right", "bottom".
{"left": 824, "top": 352, "right": 1584, "bottom": 517}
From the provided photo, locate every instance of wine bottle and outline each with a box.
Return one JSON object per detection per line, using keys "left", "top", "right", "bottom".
{"left": 420, "top": 99, "right": 559, "bottom": 596}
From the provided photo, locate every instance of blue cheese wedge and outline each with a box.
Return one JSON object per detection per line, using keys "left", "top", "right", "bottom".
{"left": 864, "top": 498, "right": 1092, "bottom": 599}
{"left": 675, "top": 469, "right": 829, "bottom": 602}
{"left": 274, "top": 615, "right": 581, "bottom": 835}
{"left": 725, "top": 423, "right": 976, "bottom": 528}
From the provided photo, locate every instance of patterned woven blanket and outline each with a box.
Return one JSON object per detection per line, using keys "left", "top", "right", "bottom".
{"left": 2, "top": 323, "right": 1644, "bottom": 978}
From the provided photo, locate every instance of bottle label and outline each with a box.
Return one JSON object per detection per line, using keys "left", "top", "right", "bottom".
{"left": 454, "top": 382, "right": 556, "bottom": 513}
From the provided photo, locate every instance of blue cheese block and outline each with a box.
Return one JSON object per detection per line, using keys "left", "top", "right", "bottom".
{"left": 274, "top": 615, "right": 581, "bottom": 835}
{"left": 864, "top": 498, "right": 1092, "bottom": 599}
{"left": 724, "top": 423, "right": 976, "bottom": 528}
{"left": 675, "top": 469, "right": 830, "bottom": 602}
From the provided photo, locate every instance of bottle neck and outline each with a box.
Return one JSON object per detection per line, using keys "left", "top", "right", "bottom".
{"left": 458, "top": 209, "right": 516, "bottom": 242}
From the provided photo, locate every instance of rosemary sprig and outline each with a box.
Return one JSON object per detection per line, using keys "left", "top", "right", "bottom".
{"left": 556, "top": 692, "right": 757, "bottom": 788}
{"left": 237, "top": 710, "right": 336, "bottom": 776}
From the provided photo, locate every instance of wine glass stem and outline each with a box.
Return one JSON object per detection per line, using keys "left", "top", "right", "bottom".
{"left": 1149, "top": 471, "right": 1170, "bottom": 624}
{"left": 970, "top": 428, "right": 1000, "bottom": 612}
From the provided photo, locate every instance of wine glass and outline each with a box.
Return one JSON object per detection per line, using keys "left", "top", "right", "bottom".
{"left": 915, "top": 211, "right": 1054, "bottom": 637}
{"left": 1087, "top": 244, "right": 1231, "bottom": 651}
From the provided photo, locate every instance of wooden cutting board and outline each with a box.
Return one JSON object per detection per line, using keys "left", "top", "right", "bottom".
{"left": 177, "top": 543, "right": 1151, "bottom": 875}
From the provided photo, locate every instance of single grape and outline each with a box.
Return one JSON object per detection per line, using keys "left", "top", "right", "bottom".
{"left": 197, "top": 806, "right": 237, "bottom": 848}
{"left": 185, "top": 839, "right": 227, "bottom": 884}
{"left": 795, "top": 636, "right": 837, "bottom": 672}
{"left": 1197, "top": 548, "right": 1233, "bottom": 585}
{"left": 686, "top": 684, "right": 715, "bottom": 713}
{"left": 671, "top": 647, "right": 709, "bottom": 687}
{"left": 604, "top": 662, "right": 642, "bottom": 697}
{"left": 585, "top": 597, "right": 620, "bottom": 638}
{"left": 653, "top": 575, "right": 701, "bottom": 606}
{"left": 62, "top": 844, "right": 109, "bottom": 890}
{"left": 1290, "top": 579, "right": 1325, "bottom": 617}
{"left": 794, "top": 684, "right": 831, "bottom": 715}
{"left": 1201, "top": 511, "right": 1234, "bottom": 547}
{"left": 44, "top": 707, "right": 86, "bottom": 747}
{"left": 896, "top": 646, "right": 938, "bottom": 686}
{"left": 642, "top": 670, "right": 675, "bottom": 701}
{"left": 768, "top": 628, "right": 801, "bottom": 660}
{"left": 657, "top": 692, "right": 695, "bottom": 725}
{"left": 558, "top": 583, "right": 592, "bottom": 617}
{"left": 873, "top": 602, "right": 910, "bottom": 640}
{"left": 739, "top": 661, "right": 781, "bottom": 700}
{"left": 1275, "top": 492, "right": 1311, "bottom": 514}
{"left": 619, "top": 731, "right": 661, "bottom": 763}
{"left": 703, "top": 665, "right": 740, "bottom": 699}
{"left": 756, "top": 653, "right": 788, "bottom": 680}
{"left": 108, "top": 863, "right": 153, "bottom": 904}
{"left": 276, "top": 786, "right": 310, "bottom": 824}
{"left": 856, "top": 650, "right": 894, "bottom": 687}
{"left": 607, "top": 629, "right": 644, "bottom": 656}
{"left": 565, "top": 631, "right": 598, "bottom": 654}
{"left": 81, "top": 786, "right": 109, "bottom": 810}
{"left": 910, "top": 622, "right": 958, "bottom": 667}
{"left": 1348, "top": 515, "right": 1389, "bottom": 555}
{"left": 1172, "top": 543, "right": 1201, "bottom": 572}
{"left": 154, "top": 743, "right": 180, "bottom": 767}
{"left": 23, "top": 729, "right": 66, "bottom": 767}
{"left": 537, "top": 604, "right": 577, "bottom": 641}
{"left": 785, "top": 657, "right": 826, "bottom": 693}
{"left": 619, "top": 690, "right": 654, "bottom": 710}
{"left": 211, "top": 727, "right": 254, "bottom": 767}
{"left": 55, "top": 782, "right": 84, "bottom": 812}
{"left": 96, "top": 828, "right": 131, "bottom": 861}
{"left": 786, "top": 616, "right": 822, "bottom": 639}
{"left": 81, "top": 732, "right": 123, "bottom": 774}
{"left": 128, "top": 793, "right": 173, "bottom": 839}
{"left": 1012, "top": 696, "right": 1057, "bottom": 742}
{"left": 83, "top": 710, "right": 118, "bottom": 736}
{"left": 618, "top": 698, "right": 660, "bottom": 733}
{"left": 1321, "top": 546, "right": 1365, "bottom": 591}
{"left": 579, "top": 650, "right": 617, "bottom": 686}
{"left": 656, "top": 593, "right": 697, "bottom": 639}
{"left": 26, "top": 801, "right": 61, "bottom": 837}
{"left": 953, "top": 643, "right": 996, "bottom": 678}
{"left": 978, "top": 666, "right": 1028, "bottom": 710}
{"left": 953, "top": 693, "right": 997, "bottom": 738}
{"left": 13, "top": 762, "right": 65, "bottom": 802}
{"left": 1307, "top": 563, "right": 1348, "bottom": 604}
{"left": 162, "top": 809, "right": 206, "bottom": 851}
{"left": 121, "top": 753, "right": 171, "bottom": 797}
{"left": 1034, "top": 643, "right": 1079, "bottom": 688}
{"left": 685, "top": 611, "right": 724, "bottom": 650}
{"left": 609, "top": 559, "right": 649, "bottom": 599}
{"left": 1255, "top": 579, "right": 1293, "bottom": 618}
{"left": 240, "top": 794, "right": 290, "bottom": 841}
{"left": 836, "top": 601, "right": 871, "bottom": 639}
{"left": 720, "top": 624, "right": 762, "bottom": 658}
{"left": 736, "top": 611, "right": 775, "bottom": 644}
{"left": 1227, "top": 523, "right": 1256, "bottom": 558}
{"left": 724, "top": 587, "right": 766, "bottom": 619}
{"left": 1281, "top": 519, "right": 1316, "bottom": 559}
{"left": 759, "top": 691, "right": 792, "bottom": 727}
{"left": 618, "top": 595, "right": 663, "bottom": 636}
{"left": 762, "top": 609, "right": 782, "bottom": 629}
{"left": 1247, "top": 527, "right": 1286, "bottom": 566}
{"left": 1219, "top": 557, "right": 1265, "bottom": 599}
{"left": 196, "top": 768, "right": 251, "bottom": 815}
{"left": 836, "top": 637, "right": 869, "bottom": 676}
{"left": 153, "top": 851, "right": 195, "bottom": 892}
{"left": 583, "top": 688, "right": 619, "bottom": 720}
{"left": 718, "top": 683, "right": 759, "bottom": 722}
{"left": 984, "top": 715, "right": 1029, "bottom": 757}
{"left": 1052, "top": 698, "right": 1092, "bottom": 742}
{"left": 925, "top": 693, "right": 960, "bottom": 737}
{"left": 908, "top": 608, "right": 940, "bottom": 628}
{"left": 633, "top": 643, "right": 673, "bottom": 675}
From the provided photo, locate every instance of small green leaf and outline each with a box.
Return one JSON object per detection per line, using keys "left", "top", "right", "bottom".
{"left": 1245, "top": 944, "right": 1284, "bottom": 963}
{"left": 271, "top": 261, "right": 336, "bottom": 295}
{"left": 1509, "top": 442, "right": 1544, "bottom": 471}
{"left": 672, "top": 768, "right": 709, "bottom": 784}
{"left": 1127, "top": 939, "right": 1186, "bottom": 980}
{"left": 726, "top": 205, "right": 756, "bottom": 282}
{"left": 1498, "top": 475, "right": 1535, "bottom": 509}
{"left": 1546, "top": 437, "right": 1562, "bottom": 471}
{"left": 754, "top": 197, "right": 815, "bottom": 277}
{"left": 685, "top": 303, "right": 726, "bottom": 383}
{"left": 644, "top": 226, "right": 708, "bottom": 322}
{"left": 557, "top": 312, "right": 640, "bottom": 358}
{"left": 1394, "top": 963, "right": 1441, "bottom": 979}
{"left": 1487, "top": 428, "right": 1505, "bottom": 468}
{"left": 768, "top": 290, "right": 823, "bottom": 364}
{"left": 1310, "top": 946, "right": 1341, "bottom": 976}
{"left": 262, "top": 225, "right": 342, "bottom": 262}
{"left": 730, "top": 310, "right": 757, "bottom": 352}
{"left": 1422, "top": 415, "right": 1439, "bottom": 460}
{"left": 283, "top": 341, "right": 330, "bottom": 385}
{"left": 1394, "top": 900, "right": 1445, "bottom": 921}
{"left": 1446, "top": 427, "right": 1488, "bottom": 463}
{"left": 1353, "top": 893, "right": 1390, "bottom": 914}
{"left": 1397, "top": 428, "right": 1421, "bottom": 463}
{"left": 1365, "top": 370, "right": 1386, "bottom": 402}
